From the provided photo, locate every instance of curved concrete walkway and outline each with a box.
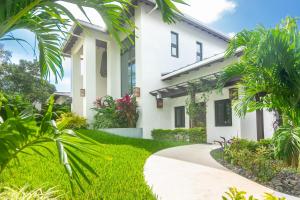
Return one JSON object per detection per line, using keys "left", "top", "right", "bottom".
{"left": 144, "top": 144, "right": 300, "bottom": 200}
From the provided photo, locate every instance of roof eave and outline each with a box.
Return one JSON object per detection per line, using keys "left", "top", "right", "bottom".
{"left": 140, "top": 0, "right": 230, "bottom": 42}
{"left": 62, "top": 20, "right": 107, "bottom": 55}
{"left": 161, "top": 48, "right": 243, "bottom": 81}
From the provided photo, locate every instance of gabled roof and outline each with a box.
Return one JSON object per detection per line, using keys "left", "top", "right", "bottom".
{"left": 140, "top": 0, "right": 230, "bottom": 42}
{"left": 62, "top": 1, "right": 231, "bottom": 55}
{"left": 62, "top": 20, "right": 107, "bottom": 56}
{"left": 161, "top": 48, "right": 243, "bottom": 81}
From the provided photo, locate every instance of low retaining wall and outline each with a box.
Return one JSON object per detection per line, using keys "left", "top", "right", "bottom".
{"left": 100, "top": 128, "right": 143, "bottom": 138}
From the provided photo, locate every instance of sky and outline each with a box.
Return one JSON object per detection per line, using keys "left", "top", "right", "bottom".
{"left": 1, "top": 0, "right": 300, "bottom": 92}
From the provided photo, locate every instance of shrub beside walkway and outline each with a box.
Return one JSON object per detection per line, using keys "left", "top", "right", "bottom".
{"left": 144, "top": 144, "right": 299, "bottom": 200}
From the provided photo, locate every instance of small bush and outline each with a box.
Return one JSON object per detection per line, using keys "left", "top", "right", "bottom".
{"left": 222, "top": 187, "right": 286, "bottom": 200}
{"left": 224, "top": 138, "right": 284, "bottom": 182}
{"left": 52, "top": 102, "right": 71, "bottom": 118}
{"left": 56, "top": 112, "right": 88, "bottom": 130}
{"left": 92, "top": 95, "right": 139, "bottom": 129}
{"left": 151, "top": 128, "right": 206, "bottom": 143}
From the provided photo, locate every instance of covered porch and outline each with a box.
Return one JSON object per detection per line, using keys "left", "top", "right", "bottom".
{"left": 62, "top": 20, "right": 121, "bottom": 122}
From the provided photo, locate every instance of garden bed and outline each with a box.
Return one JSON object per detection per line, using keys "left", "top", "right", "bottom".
{"left": 211, "top": 148, "right": 300, "bottom": 197}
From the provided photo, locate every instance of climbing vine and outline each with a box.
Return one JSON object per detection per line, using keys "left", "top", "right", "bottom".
{"left": 185, "top": 80, "right": 214, "bottom": 127}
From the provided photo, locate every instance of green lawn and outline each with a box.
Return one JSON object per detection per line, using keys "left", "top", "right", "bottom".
{"left": 0, "top": 130, "right": 183, "bottom": 199}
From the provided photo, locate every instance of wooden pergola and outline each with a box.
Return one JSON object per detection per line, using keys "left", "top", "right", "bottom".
{"left": 150, "top": 72, "right": 240, "bottom": 99}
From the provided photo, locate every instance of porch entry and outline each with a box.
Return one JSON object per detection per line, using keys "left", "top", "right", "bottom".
{"left": 190, "top": 102, "right": 206, "bottom": 128}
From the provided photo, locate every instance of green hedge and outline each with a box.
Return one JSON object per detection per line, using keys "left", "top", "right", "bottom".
{"left": 151, "top": 128, "right": 206, "bottom": 143}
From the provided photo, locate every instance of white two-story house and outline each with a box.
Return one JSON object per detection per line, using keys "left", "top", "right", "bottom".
{"left": 62, "top": 0, "right": 276, "bottom": 142}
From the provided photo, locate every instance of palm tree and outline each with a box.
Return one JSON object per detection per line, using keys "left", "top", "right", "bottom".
{"left": 0, "top": 0, "right": 186, "bottom": 81}
{"left": 218, "top": 17, "right": 300, "bottom": 168}
{"left": 0, "top": 93, "right": 99, "bottom": 191}
{"left": 218, "top": 17, "right": 300, "bottom": 124}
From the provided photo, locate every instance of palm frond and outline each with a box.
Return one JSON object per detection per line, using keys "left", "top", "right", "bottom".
{"left": 0, "top": 0, "right": 186, "bottom": 80}
{"left": 0, "top": 93, "right": 101, "bottom": 191}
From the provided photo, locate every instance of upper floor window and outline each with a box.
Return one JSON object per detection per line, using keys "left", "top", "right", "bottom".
{"left": 121, "top": 36, "right": 135, "bottom": 96}
{"left": 171, "top": 32, "right": 179, "bottom": 57}
{"left": 196, "top": 42, "right": 203, "bottom": 62}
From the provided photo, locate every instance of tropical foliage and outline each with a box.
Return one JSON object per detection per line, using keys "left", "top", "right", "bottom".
{"left": 56, "top": 112, "right": 88, "bottom": 130}
{"left": 93, "top": 95, "right": 139, "bottom": 129}
{"left": 222, "top": 187, "right": 286, "bottom": 200}
{"left": 218, "top": 17, "right": 300, "bottom": 168}
{"left": 0, "top": 92, "right": 99, "bottom": 191}
{"left": 223, "top": 138, "right": 284, "bottom": 182}
{"left": 0, "top": 59, "right": 56, "bottom": 104}
{"left": 0, "top": 44, "right": 11, "bottom": 63}
{"left": 273, "top": 125, "right": 300, "bottom": 168}
{"left": 185, "top": 81, "right": 211, "bottom": 128}
{"left": 218, "top": 17, "right": 300, "bottom": 123}
{"left": 0, "top": 0, "right": 186, "bottom": 81}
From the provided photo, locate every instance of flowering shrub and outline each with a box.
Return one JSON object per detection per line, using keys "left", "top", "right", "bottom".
{"left": 92, "top": 95, "right": 139, "bottom": 129}
{"left": 116, "top": 95, "right": 139, "bottom": 128}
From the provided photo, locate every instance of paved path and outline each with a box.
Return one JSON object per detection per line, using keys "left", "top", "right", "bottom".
{"left": 144, "top": 144, "right": 300, "bottom": 200}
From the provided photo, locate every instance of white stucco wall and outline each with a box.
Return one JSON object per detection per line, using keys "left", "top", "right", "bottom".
{"left": 240, "top": 112, "right": 257, "bottom": 141}
{"left": 263, "top": 109, "right": 276, "bottom": 139}
{"left": 71, "top": 52, "right": 83, "bottom": 116}
{"left": 135, "top": 3, "right": 230, "bottom": 138}
{"left": 136, "top": 3, "right": 228, "bottom": 74}
{"left": 206, "top": 88, "right": 241, "bottom": 143}
{"left": 167, "top": 96, "right": 190, "bottom": 129}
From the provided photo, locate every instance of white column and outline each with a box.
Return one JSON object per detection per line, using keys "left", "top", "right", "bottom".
{"left": 71, "top": 52, "right": 83, "bottom": 115}
{"left": 83, "top": 36, "right": 97, "bottom": 122}
{"left": 96, "top": 47, "right": 107, "bottom": 97}
{"left": 107, "top": 41, "right": 121, "bottom": 98}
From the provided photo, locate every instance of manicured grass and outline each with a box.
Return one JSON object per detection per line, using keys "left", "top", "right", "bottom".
{"left": 0, "top": 130, "right": 184, "bottom": 199}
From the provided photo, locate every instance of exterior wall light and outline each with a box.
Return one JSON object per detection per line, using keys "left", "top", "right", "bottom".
{"left": 134, "top": 87, "right": 140, "bottom": 97}
{"left": 80, "top": 89, "right": 85, "bottom": 97}
{"left": 156, "top": 93, "right": 163, "bottom": 108}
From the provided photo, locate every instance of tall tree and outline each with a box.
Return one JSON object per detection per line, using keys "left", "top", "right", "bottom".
{"left": 0, "top": 0, "right": 186, "bottom": 81}
{"left": 0, "top": 44, "right": 11, "bottom": 63}
{"left": 218, "top": 17, "right": 300, "bottom": 168}
{"left": 0, "top": 59, "right": 56, "bottom": 104}
{"left": 218, "top": 17, "right": 300, "bottom": 125}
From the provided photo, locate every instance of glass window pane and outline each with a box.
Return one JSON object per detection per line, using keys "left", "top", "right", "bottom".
{"left": 215, "top": 99, "right": 232, "bottom": 126}
{"left": 172, "top": 47, "right": 177, "bottom": 56}
{"left": 171, "top": 33, "right": 177, "bottom": 44}
{"left": 121, "top": 37, "right": 135, "bottom": 95}
{"left": 175, "top": 106, "right": 185, "bottom": 127}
